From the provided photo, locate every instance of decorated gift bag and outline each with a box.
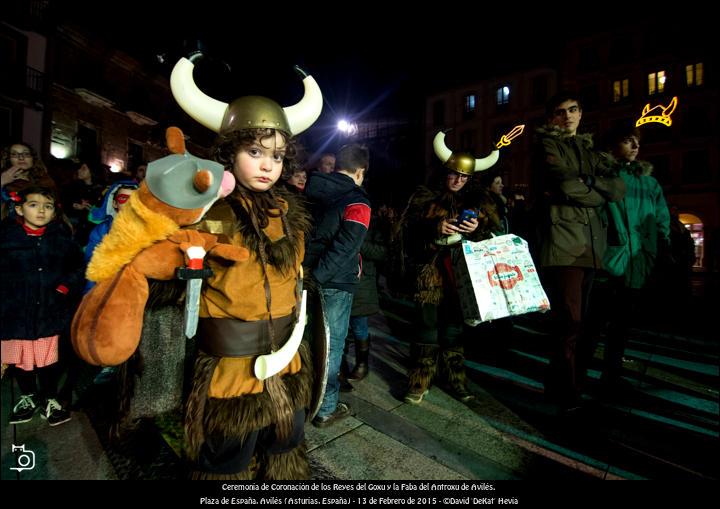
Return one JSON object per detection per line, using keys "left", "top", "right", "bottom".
{"left": 452, "top": 234, "right": 550, "bottom": 326}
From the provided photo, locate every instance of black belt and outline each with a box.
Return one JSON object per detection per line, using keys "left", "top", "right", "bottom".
{"left": 197, "top": 313, "right": 296, "bottom": 357}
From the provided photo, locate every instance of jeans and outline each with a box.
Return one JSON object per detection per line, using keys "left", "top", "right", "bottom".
{"left": 316, "top": 288, "right": 353, "bottom": 419}
{"left": 348, "top": 315, "right": 369, "bottom": 341}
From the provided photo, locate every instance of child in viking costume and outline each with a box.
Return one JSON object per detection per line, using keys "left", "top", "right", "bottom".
{"left": 169, "top": 56, "right": 322, "bottom": 479}
{"left": 397, "top": 131, "right": 500, "bottom": 405}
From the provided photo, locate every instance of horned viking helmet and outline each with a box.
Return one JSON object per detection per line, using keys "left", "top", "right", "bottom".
{"left": 170, "top": 57, "right": 323, "bottom": 136}
{"left": 433, "top": 131, "right": 499, "bottom": 175}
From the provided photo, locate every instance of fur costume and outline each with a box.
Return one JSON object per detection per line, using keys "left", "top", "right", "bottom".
{"left": 71, "top": 128, "right": 249, "bottom": 366}
{"left": 398, "top": 184, "right": 500, "bottom": 305}
{"left": 184, "top": 185, "right": 313, "bottom": 480}
{"left": 397, "top": 177, "right": 499, "bottom": 403}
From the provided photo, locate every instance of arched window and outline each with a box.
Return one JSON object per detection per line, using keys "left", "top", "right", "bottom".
{"left": 679, "top": 213, "right": 704, "bottom": 268}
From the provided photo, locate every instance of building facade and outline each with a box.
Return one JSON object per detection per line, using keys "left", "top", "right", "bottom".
{"left": 423, "top": 30, "right": 717, "bottom": 270}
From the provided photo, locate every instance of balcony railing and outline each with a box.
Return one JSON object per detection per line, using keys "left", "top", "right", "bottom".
{"left": 26, "top": 66, "right": 45, "bottom": 94}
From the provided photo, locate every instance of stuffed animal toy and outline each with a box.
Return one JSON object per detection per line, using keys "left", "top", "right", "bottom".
{"left": 72, "top": 127, "right": 248, "bottom": 366}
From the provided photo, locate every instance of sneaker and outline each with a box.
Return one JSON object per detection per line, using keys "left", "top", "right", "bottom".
{"left": 404, "top": 388, "right": 429, "bottom": 405}
{"left": 312, "top": 402, "right": 351, "bottom": 428}
{"left": 448, "top": 386, "right": 475, "bottom": 403}
{"left": 9, "top": 394, "right": 38, "bottom": 424}
{"left": 42, "top": 398, "right": 72, "bottom": 427}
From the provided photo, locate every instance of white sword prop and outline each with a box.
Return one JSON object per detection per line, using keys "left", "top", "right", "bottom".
{"left": 254, "top": 290, "right": 308, "bottom": 380}
{"left": 176, "top": 246, "right": 212, "bottom": 338}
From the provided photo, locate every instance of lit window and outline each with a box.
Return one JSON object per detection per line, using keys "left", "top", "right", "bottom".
{"left": 648, "top": 70, "right": 666, "bottom": 95}
{"left": 464, "top": 94, "right": 476, "bottom": 113}
{"left": 496, "top": 86, "right": 510, "bottom": 105}
{"left": 612, "top": 78, "right": 630, "bottom": 102}
{"left": 686, "top": 62, "right": 704, "bottom": 86}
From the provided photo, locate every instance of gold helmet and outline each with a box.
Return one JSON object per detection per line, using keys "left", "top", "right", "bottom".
{"left": 170, "top": 58, "right": 323, "bottom": 136}
{"left": 433, "top": 130, "right": 499, "bottom": 175}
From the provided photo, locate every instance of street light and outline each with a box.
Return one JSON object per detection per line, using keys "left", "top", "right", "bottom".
{"left": 337, "top": 119, "right": 358, "bottom": 136}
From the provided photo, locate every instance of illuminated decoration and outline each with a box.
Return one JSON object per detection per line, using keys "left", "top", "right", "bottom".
{"left": 636, "top": 96, "right": 678, "bottom": 127}
{"left": 495, "top": 124, "right": 525, "bottom": 149}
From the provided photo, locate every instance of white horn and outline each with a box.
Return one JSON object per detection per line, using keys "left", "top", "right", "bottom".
{"left": 474, "top": 150, "right": 500, "bottom": 172}
{"left": 170, "top": 57, "right": 228, "bottom": 133}
{"left": 433, "top": 131, "right": 453, "bottom": 163}
{"left": 254, "top": 290, "right": 307, "bottom": 380}
{"left": 283, "top": 76, "right": 323, "bottom": 135}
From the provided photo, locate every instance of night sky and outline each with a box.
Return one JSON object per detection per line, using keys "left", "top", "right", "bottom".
{"left": 52, "top": 2, "right": 709, "bottom": 129}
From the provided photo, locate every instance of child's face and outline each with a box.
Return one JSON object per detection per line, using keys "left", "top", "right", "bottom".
{"left": 15, "top": 193, "right": 56, "bottom": 229}
{"left": 233, "top": 132, "right": 286, "bottom": 192}
{"left": 113, "top": 188, "right": 135, "bottom": 212}
{"left": 287, "top": 170, "right": 307, "bottom": 190}
{"left": 616, "top": 136, "right": 640, "bottom": 162}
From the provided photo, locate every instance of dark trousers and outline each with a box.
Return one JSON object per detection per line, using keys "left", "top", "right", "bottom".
{"left": 415, "top": 301, "right": 464, "bottom": 348}
{"left": 543, "top": 266, "right": 596, "bottom": 406}
{"left": 196, "top": 409, "right": 305, "bottom": 475}
{"left": 603, "top": 283, "right": 640, "bottom": 382}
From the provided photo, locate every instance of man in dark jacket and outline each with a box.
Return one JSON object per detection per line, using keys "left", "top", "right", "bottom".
{"left": 535, "top": 92, "right": 626, "bottom": 412}
{"left": 304, "top": 144, "right": 371, "bottom": 427}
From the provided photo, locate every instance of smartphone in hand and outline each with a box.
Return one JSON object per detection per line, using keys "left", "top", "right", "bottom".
{"left": 455, "top": 209, "right": 478, "bottom": 226}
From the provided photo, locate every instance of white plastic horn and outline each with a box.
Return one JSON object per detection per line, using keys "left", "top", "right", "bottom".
{"left": 254, "top": 290, "right": 308, "bottom": 380}
{"left": 283, "top": 76, "right": 323, "bottom": 135}
{"left": 170, "top": 57, "right": 228, "bottom": 133}
{"left": 474, "top": 150, "right": 500, "bottom": 172}
{"left": 433, "top": 131, "right": 453, "bottom": 163}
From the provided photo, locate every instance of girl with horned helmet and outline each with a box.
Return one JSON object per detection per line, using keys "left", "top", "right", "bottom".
{"left": 170, "top": 55, "right": 322, "bottom": 479}
{"left": 395, "top": 131, "right": 500, "bottom": 405}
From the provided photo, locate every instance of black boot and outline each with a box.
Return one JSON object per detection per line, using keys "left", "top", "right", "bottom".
{"left": 348, "top": 339, "right": 370, "bottom": 382}
{"left": 339, "top": 356, "right": 354, "bottom": 393}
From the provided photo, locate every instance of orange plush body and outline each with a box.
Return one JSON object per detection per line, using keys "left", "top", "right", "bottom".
{"left": 71, "top": 128, "right": 248, "bottom": 366}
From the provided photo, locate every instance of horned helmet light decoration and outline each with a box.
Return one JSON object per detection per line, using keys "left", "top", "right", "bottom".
{"left": 433, "top": 130, "right": 499, "bottom": 175}
{"left": 170, "top": 56, "right": 323, "bottom": 136}
{"left": 636, "top": 96, "right": 678, "bottom": 127}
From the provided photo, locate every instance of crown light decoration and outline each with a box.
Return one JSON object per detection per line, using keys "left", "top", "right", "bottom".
{"left": 495, "top": 124, "right": 525, "bottom": 149}
{"left": 636, "top": 96, "right": 678, "bottom": 127}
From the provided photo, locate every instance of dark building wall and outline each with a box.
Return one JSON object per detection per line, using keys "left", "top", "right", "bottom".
{"left": 563, "top": 29, "right": 719, "bottom": 270}
{"left": 45, "top": 26, "right": 214, "bottom": 177}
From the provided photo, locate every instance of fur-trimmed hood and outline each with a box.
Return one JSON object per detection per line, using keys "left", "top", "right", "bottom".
{"left": 535, "top": 124, "right": 595, "bottom": 149}
{"left": 619, "top": 159, "right": 654, "bottom": 177}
